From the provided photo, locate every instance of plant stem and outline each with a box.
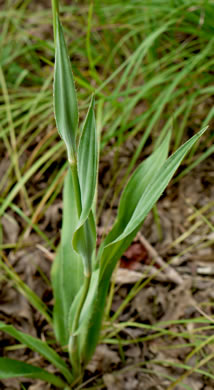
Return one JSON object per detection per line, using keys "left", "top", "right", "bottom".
{"left": 69, "top": 161, "right": 92, "bottom": 378}
{"left": 69, "top": 160, "right": 82, "bottom": 218}
{"left": 68, "top": 273, "right": 91, "bottom": 378}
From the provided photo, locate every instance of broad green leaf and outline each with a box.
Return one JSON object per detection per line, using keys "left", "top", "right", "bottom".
{"left": 98, "top": 131, "right": 171, "bottom": 278}
{"left": 99, "top": 226, "right": 140, "bottom": 283}
{"left": 72, "top": 96, "right": 98, "bottom": 274}
{"left": 51, "top": 169, "right": 83, "bottom": 346}
{"left": 0, "top": 322, "right": 72, "bottom": 383}
{"left": 108, "top": 126, "right": 207, "bottom": 245}
{"left": 54, "top": 15, "right": 78, "bottom": 161}
{"left": 0, "top": 358, "right": 66, "bottom": 387}
{"left": 116, "top": 131, "right": 170, "bottom": 227}
{"left": 100, "top": 131, "right": 170, "bottom": 251}
{"left": 99, "top": 128, "right": 207, "bottom": 281}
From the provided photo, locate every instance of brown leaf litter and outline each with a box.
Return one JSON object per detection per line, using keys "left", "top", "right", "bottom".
{"left": 0, "top": 159, "right": 214, "bottom": 389}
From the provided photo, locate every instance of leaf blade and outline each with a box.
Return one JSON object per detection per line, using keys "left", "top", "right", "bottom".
{"left": 111, "top": 126, "right": 207, "bottom": 244}
{"left": 72, "top": 96, "right": 98, "bottom": 274}
{"left": 0, "top": 322, "right": 72, "bottom": 383}
{"left": 100, "top": 131, "right": 171, "bottom": 254}
{"left": 77, "top": 95, "right": 98, "bottom": 224}
{"left": 54, "top": 15, "right": 78, "bottom": 160}
{"left": 0, "top": 358, "right": 66, "bottom": 387}
{"left": 51, "top": 169, "right": 83, "bottom": 346}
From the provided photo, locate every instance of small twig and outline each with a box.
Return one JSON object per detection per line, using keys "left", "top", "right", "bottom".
{"left": 36, "top": 244, "right": 54, "bottom": 261}
{"left": 137, "top": 233, "right": 183, "bottom": 285}
{"left": 193, "top": 303, "right": 214, "bottom": 324}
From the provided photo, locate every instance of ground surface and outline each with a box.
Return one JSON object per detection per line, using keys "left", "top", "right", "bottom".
{"left": 1, "top": 156, "right": 214, "bottom": 389}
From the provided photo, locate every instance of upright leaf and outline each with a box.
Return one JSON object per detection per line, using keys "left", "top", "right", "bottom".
{"left": 98, "top": 128, "right": 207, "bottom": 283}
{"left": 108, "top": 126, "right": 207, "bottom": 245}
{"left": 98, "top": 131, "right": 171, "bottom": 278}
{"left": 54, "top": 15, "right": 78, "bottom": 161}
{"left": 100, "top": 132, "right": 170, "bottom": 251}
{"left": 72, "top": 96, "right": 98, "bottom": 274}
{"left": 77, "top": 95, "right": 98, "bottom": 224}
{"left": 51, "top": 169, "right": 83, "bottom": 346}
{"left": 0, "top": 358, "right": 66, "bottom": 387}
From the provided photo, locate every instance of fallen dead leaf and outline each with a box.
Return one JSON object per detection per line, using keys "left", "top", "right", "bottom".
{"left": 115, "top": 268, "right": 144, "bottom": 284}
{"left": 87, "top": 344, "right": 120, "bottom": 374}
{"left": 1, "top": 213, "right": 20, "bottom": 244}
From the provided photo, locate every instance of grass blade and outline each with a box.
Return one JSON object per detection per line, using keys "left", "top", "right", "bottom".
{"left": 0, "top": 258, "right": 52, "bottom": 324}
{"left": 0, "top": 358, "right": 66, "bottom": 387}
{"left": 0, "top": 321, "right": 72, "bottom": 383}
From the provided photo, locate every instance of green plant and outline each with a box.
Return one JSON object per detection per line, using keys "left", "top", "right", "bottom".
{"left": 0, "top": 0, "right": 208, "bottom": 388}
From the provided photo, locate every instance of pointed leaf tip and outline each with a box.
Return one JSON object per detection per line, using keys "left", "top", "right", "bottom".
{"left": 54, "top": 15, "right": 79, "bottom": 161}
{"left": 110, "top": 126, "right": 208, "bottom": 245}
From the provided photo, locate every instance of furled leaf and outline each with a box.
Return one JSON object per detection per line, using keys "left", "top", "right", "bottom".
{"left": 67, "top": 268, "right": 100, "bottom": 364}
{"left": 0, "top": 322, "right": 72, "bottom": 383}
{"left": 77, "top": 95, "right": 98, "bottom": 224}
{"left": 54, "top": 15, "right": 78, "bottom": 161}
{"left": 72, "top": 96, "right": 98, "bottom": 274}
{"left": 0, "top": 358, "right": 66, "bottom": 387}
{"left": 51, "top": 169, "right": 83, "bottom": 346}
{"left": 72, "top": 211, "right": 96, "bottom": 275}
